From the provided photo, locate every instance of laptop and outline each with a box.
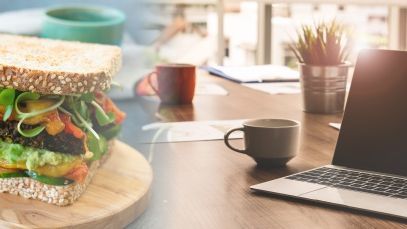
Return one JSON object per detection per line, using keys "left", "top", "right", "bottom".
{"left": 251, "top": 49, "right": 407, "bottom": 219}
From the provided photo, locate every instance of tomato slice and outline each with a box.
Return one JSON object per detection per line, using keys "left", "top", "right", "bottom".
{"left": 105, "top": 98, "right": 126, "bottom": 124}
{"left": 95, "top": 91, "right": 126, "bottom": 124}
{"left": 64, "top": 163, "right": 88, "bottom": 183}
{"left": 60, "top": 113, "right": 85, "bottom": 139}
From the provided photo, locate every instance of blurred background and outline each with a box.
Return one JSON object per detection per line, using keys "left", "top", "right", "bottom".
{"left": 0, "top": 0, "right": 147, "bottom": 42}
{"left": 143, "top": 2, "right": 393, "bottom": 68}
{"left": 1, "top": 1, "right": 403, "bottom": 82}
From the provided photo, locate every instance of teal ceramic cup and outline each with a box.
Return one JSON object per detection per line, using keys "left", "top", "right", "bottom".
{"left": 41, "top": 6, "right": 125, "bottom": 45}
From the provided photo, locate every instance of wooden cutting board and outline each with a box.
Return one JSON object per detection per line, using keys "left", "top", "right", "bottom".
{"left": 0, "top": 141, "right": 153, "bottom": 228}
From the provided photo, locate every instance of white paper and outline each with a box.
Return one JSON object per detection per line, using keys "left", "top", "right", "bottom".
{"left": 207, "top": 65, "right": 299, "bottom": 83}
{"left": 142, "top": 119, "right": 246, "bottom": 143}
{"left": 242, "top": 82, "right": 301, "bottom": 94}
{"left": 329, "top": 122, "right": 341, "bottom": 130}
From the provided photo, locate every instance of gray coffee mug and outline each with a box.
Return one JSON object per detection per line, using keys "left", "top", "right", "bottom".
{"left": 224, "top": 119, "right": 300, "bottom": 166}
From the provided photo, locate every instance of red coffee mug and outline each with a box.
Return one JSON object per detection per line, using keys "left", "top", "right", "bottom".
{"left": 147, "top": 64, "right": 196, "bottom": 104}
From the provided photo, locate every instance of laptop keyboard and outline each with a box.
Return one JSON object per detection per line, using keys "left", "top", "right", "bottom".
{"left": 286, "top": 167, "right": 407, "bottom": 199}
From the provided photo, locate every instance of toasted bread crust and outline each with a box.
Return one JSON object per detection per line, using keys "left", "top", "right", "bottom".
{"left": 0, "top": 34, "right": 122, "bottom": 95}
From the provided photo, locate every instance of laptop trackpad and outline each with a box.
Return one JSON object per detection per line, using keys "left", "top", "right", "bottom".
{"left": 301, "top": 187, "right": 407, "bottom": 218}
{"left": 251, "top": 179, "right": 325, "bottom": 196}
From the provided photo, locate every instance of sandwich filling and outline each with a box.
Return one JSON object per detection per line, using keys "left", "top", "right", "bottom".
{"left": 0, "top": 89, "right": 125, "bottom": 185}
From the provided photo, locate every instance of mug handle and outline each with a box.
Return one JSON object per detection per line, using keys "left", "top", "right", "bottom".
{"left": 147, "top": 71, "right": 159, "bottom": 94}
{"left": 224, "top": 127, "right": 246, "bottom": 153}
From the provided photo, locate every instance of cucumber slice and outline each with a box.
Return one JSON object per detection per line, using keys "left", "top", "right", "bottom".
{"left": 25, "top": 171, "right": 73, "bottom": 186}
{"left": 0, "top": 171, "right": 28, "bottom": 178}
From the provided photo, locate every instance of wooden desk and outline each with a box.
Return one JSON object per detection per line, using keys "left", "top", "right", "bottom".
{"left": 118, "top": 73, "right": 407, "bottom": 228}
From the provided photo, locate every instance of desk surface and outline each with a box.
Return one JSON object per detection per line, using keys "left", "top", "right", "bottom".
{"left": 117, "top": 73, "right": 407, "bottom": 228}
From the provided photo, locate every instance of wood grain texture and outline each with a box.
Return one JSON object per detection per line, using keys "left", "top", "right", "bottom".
{"left": 124, "top": 71, "right": 407, "bottom": 228}
{"left": 0, "top": 141, "right": 152, "bottom": 229}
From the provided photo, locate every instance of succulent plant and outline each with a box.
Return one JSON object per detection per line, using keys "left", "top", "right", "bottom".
{"left": 291, "top": 21, "right": 352, "bottom": 65}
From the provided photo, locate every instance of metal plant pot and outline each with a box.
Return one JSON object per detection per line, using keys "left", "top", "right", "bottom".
{"left": 299, "top": 64, "right": 349, "bottom": 114}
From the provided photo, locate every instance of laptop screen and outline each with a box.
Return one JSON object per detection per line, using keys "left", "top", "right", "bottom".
{"left": 333, "top": 49, "right": 407, "bottom": 177}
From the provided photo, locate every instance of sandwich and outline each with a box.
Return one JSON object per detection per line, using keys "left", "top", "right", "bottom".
{"left": 0, "top": 34, "right": 125, "bottom": 206}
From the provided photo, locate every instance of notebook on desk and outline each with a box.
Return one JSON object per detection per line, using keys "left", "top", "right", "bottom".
{"left": 251, "top": 49, "right": 407, "bottom": 220}
{"left": 202, "top": 65, "right": 299, "bottom": 83}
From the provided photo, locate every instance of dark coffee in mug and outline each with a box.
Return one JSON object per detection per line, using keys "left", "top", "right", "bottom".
{"left": 148, "top": 64, "right": 196, "bottom": 104}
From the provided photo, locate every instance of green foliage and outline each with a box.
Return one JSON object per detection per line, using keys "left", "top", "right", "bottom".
{"left": 291, "top": 21, "right": 353, "bottom": 65}
{"left": 87, "top": 132, "right": 108, "bottom": 161}
{"left": 100, "top": 125, "right": 122, "bottom": 140}
{"left": 92, "top": 101, "right": 115, "bottom": 126}
{"left": 0, "top": 89, "right": 16, "bottom": 121}
{"left": 0, "top": 87, "right": 121, "bottom": 140}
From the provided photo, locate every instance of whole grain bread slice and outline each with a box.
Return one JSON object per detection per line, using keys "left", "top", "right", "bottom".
{"left": 0, "top": 34, "right": 122, "bottom": 95}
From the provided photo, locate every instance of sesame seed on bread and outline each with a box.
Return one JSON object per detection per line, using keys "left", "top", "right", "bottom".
{"left": 0, "top": 34, "right": 122, "bottom": 95}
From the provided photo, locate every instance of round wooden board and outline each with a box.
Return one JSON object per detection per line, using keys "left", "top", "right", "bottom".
{"left": 0, "top": 141, "right": 153, "bottom": 229}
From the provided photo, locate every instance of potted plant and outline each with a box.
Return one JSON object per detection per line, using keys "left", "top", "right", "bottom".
{"left": 291, "top": 21, "right": 352, "bottom": 114}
